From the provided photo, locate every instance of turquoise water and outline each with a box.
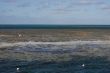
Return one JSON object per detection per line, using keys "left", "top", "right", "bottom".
{"left": 0, "top": 25, "right": 110, "bottom": 29}
{"left": 0, "top": 56, "right": 110, "bottom": 73}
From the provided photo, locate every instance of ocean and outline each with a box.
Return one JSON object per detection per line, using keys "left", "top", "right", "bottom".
{"left": 0, "top": 25, "right": 110, "bottom": 73}
{"left": 0, "top": 56, "right": 110, "bottom": 73}
{"left": 0, "top": 25, "right": 110, "bottom": 29}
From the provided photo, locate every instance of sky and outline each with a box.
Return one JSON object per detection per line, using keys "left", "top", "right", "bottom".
{"left": 0, "top": 0, "right": 110, "bottom": 24}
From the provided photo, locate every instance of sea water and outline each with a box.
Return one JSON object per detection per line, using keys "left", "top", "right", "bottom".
{"left": 0, "top": 25, "right": 110, "bottom": 73}
{"left": 0, "top": 24, "right": 110, "bottom": 29}
{"left": 0, "top": 56, "right": 110, "bottom": 73}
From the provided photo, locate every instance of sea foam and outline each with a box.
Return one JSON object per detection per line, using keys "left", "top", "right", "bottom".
{"left": 0, "top": 40, "right": 110, "bottom": 48}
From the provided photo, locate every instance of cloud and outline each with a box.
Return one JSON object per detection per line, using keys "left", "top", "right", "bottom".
{"left": 0, "top": 0, "right": 110, "bottom": 24}
{"left": 17, "top": 2, "right": 31, "bottom": 7}
{"left": 100, "top": 4, "right": 110, "bottom": 10}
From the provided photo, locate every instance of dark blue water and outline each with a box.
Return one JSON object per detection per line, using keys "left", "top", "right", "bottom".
{"left": 0, "top": 25, "right": 110, "bottom": 29}
{"left": 0, "top": 56, "right": 110, "bottom": 73}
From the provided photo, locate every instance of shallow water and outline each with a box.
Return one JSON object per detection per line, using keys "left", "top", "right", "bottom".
{"left": 0, "top": 56, "right": 110, "bottom": 73}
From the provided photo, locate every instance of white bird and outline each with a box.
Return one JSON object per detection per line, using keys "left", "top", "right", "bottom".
{"left": 18, "top": 34, "right": 22, "bottom": 37}
{"left": 16, "top": 68, "right": 20, "bottom": 72}
{"left": 82, "top": 64, "right": 85, "bottom": 67}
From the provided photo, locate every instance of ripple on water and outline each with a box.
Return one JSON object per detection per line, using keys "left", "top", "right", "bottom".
{"left": 0, "top": 56, "right": 110, "bottom": 73}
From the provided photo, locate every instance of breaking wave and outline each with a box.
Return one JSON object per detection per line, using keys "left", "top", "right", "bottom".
{"left": 0, "top": 40, "right": 110, "bottom": 48}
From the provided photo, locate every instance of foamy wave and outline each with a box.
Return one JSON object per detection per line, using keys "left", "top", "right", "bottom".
{"left": 0, "top": 40, "right": 110, "bottom": 48}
